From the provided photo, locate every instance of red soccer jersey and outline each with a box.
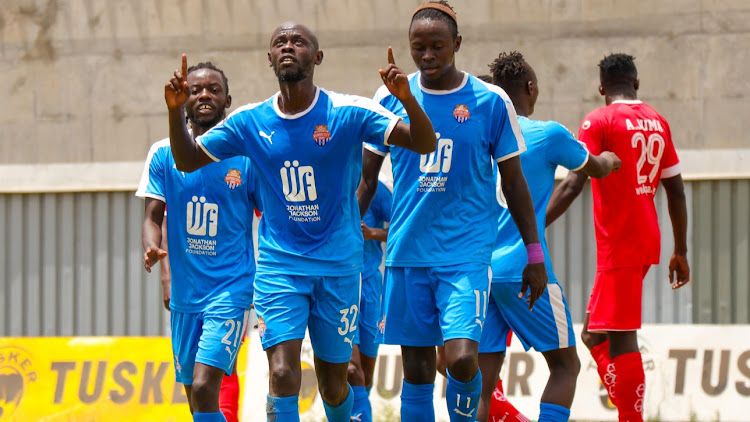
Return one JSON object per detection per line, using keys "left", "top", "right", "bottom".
{"left": 578, "top": 100, "right": 681, "bottom": 269}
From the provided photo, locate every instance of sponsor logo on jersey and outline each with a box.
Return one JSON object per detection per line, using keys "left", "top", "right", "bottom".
{"left": 186, "top": 196, "right": 219, "bottom": 237}
{"left": 280, "top": 160, "right": 318, "bottom": 203}
{"left": 312, "top": 124, "right": 331, "bottom": 146}
{"left": 186, "top": 196, "right": 219, "bottom": 256}
{"left": 453, "top": 104, "right": 470, "bottom": 123}
{"left": 581, "top": 120, "right": 591, "bottom": 130}
{"left": 224, "top": 169, "right": 242, "bottom": 190}
{"left": 0, "top": 346, "right": 36, "bottom": 419}
{"left": 418, "top": 134, "right": 453, "bottom": 192}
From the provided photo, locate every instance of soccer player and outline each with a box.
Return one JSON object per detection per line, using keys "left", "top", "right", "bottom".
{"left": 546, "top": 53, "right": 690, "bottom": 422}
{"left": 348, "top": 176, "right": 392, "bottom": 422}
{"left": 478, "top": 51, "right": 621, "bottom": 422}
{"left": 163, "top": 22, "right": 436, "bottom": 422}
{"left": 138, "top": 61, "right": 256, "bottom": 422}
{"left": 368, "top": 3, "right": 548, "bottom": 420}
{"left": 156, "top": 210, "right": 244, "bottom": 422}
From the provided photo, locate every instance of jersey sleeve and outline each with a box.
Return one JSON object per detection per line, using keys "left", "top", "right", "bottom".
{"left": 135, "top": 141, "right": 168, "bottom": 202}
{"left": 196, "top": 110, "right": 252, "bottom": 162}
{"left": 544, "top": 121, "right": 589, "bottom": 171}
{"left": 489, "top": 92, "right": 526, "bottom": 163}
{"left": 578, "top": 110, "right": 606, "bottom": 155}
{"left": 659, "top": 119, "right": 682, "bottom": 178}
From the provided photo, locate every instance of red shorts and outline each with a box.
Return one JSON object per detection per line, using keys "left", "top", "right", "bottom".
{"left": 586, "top": 266, "right": 650, "bottom": 332}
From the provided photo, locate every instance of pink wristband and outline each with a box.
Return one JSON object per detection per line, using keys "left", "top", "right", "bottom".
{"left": 526, "top": 243, "right": 544, "bottom": 264}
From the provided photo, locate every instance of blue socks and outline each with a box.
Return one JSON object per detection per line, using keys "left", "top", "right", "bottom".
{"left": 322, "top": 384, "right": 354, "bottom": 422}
{"left": 193, "top": 412, "right": 226, "bottom": 421}
{"left": 351, "top": 385, "right": 372, "bottom": 422}
{"left": 401, "top": 380, "right": 435, "bottom": 422}
{"left": 266, "top": 394, "right": 299, "bottom": 421}
{"left": 445, "top": 369, "right": 482, "bottom": 422}
{"left": 539, "top": 402, "right": 570, "bottom": 422}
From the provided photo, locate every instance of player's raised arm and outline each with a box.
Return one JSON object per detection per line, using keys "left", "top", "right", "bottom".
{"left": 661, "top": 174, "right": 690, "bottom": 289}
{"left": 165, "top": 54, "right": 214, "bottom": 172}
{"left": 378, "top": 47, "right": 436, "bottom": 154}
{"left": 498, "top": 156, "right": 548, "bottom": 309}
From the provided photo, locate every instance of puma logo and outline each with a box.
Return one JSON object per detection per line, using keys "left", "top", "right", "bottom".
{"left": 259, "top": 130, "right": 275, "bottom": 144}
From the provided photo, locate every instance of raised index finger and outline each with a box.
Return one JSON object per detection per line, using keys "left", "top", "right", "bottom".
{"left": 181, "top": 54, "right": 188, "bottom": 81}
{"left": 387, "top": 46, "right": 395, "bottom": 65}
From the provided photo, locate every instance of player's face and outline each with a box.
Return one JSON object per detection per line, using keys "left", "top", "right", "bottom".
{"left": 185, "top": 69, "right": 230, "bottom": 129}
{"left": 408, "top": 18, "right": 460, "bottom": 82}
{"left": 269, "top": 25, "right": 321, "bottom": 83}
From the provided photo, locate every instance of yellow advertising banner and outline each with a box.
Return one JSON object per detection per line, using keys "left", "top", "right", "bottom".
{"left": 0, "top": 337, "right": 248, "bottom": 422}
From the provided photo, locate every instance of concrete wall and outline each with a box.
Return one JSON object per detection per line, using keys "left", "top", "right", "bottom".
{"left": 2, "top": 0, "right": 749, "bottom": 165}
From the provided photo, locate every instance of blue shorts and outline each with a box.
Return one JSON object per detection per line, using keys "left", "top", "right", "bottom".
{"left": 479, "top": 282, "right": 575, "bottom": 354}
{"left": 253, "top": 272, "right": 360, "bottom": 364}
{"left": 171, "top": 306, "right": 251, "bottom": 385}
{"left": 354, "top": 271, "right": 383, "bottom": 358}
{"left": 377, "top": 262, "right": 490, "bottom": 347}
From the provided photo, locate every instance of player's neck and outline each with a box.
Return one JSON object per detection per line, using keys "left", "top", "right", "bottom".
{"left": 277, "top": 80, "right": 317, "bottom": 115}
{"left": 189, "top": 122, "right": 210, "bottom": 137}
{"left": 420, "top": 67, "right": 463, "bottom": 91}
{"left": 511, "top": 97, "right": 530, "bottom": 117}
{"left": 605, "top": 92, "right": 637, "bottom": 105}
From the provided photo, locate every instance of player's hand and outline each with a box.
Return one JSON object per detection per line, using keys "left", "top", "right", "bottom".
{"left": 361, "top": 221, "right": 375, "bottom": 240}
{"left": 602, "top": 151, "right": 622, "bottom": 172}
{"left": 144, "top": 247, "right": 168, "bottom": 273}
{"left": 668, "top": 253, "right": 690, "bottom": 289}
{"left": 379, "top": 47, "right": 412, "bottom": 101}
{"left": 519, "top": 263, "right": 547, "bottom": 310}
{"left": 165, "top": 54, "right": 190, "bottom": 111}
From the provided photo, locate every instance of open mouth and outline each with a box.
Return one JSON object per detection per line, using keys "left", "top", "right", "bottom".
{"left": 279, "top": 56, "right": 296, "bottom": 65}
{"left": 196, "top": 104, "right": 214, "bottom": 114}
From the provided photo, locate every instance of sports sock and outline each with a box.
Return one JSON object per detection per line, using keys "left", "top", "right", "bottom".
{"left": 401, "top": 380, "right": 435, "bottom": 422}
{"left": 351, "top": 385, "right": 372, "bottom": 422}
{"left": 488, "top": 378, "right": 531, "bottom": 422}
{"left": 445, "top": 369, "right": 482, "bottom": 422}
{"left": 613, "top": 352, "right": 645, "bottom": 422}
{"left": 266, "top": 394, "right": 299, "bottom": 422}
{"left": 538, "top": 402, "right": 570, "bottom": 422}
{"left": 590, "top": 340, "right": 617, "bottom": 406}
{"left": 322, "top": 384, "right": 354, "bottom": 422}
{"left": 193, "top": 412, "right": 226, "bottom": 422}
{"left": 218, "top": 373, "right": 239, "bottom": 422}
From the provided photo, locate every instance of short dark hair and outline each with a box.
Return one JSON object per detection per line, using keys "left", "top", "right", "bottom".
{"left": 476, "top": 74, "right": 492, "bottom": 83}
{"left": 599, "top": 53, "right": 637, "bottom": 86}
{"left": 411, "top": 1, "right": 458, "bottom": 39}
{"left": 187, "top": 61, "right": 229, "bottom": 94}
{"left": 489, "top": 51, "right": 531, "bottom": 96}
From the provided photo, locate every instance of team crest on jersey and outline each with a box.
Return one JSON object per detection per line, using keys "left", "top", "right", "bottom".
{"left": 453, "top": 104, "right": 470, "bottom": 123}
{"left": 312, "top": 124, "right": 331, "bottom": 146}
{"left": 224, "top": 169, "right": 242, "bottom": 189}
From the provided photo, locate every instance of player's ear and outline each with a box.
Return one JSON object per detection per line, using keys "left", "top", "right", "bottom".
{"left": 315, "top": 50, "right": 324, "bottom": 65}
{"left": 268, "top": 52, "right": 272, "bottom": 67}
{"left": 225, "top": 94, "right": 232, "bottom": 109}
{"left": 454, "top": 34, "right": 462, "bottom": 53}
{"left": 634, "top": 79, "right": 640, "bottom": 91}
{"left": 598, "top": 84, "right": 605, "bottom": 96}
{"left": 527, "top": 80, "right": 534, "bottom": 96}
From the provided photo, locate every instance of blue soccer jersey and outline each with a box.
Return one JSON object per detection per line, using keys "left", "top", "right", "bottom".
{"left": 492, "top": 117, "right": 589, "bottom": 283}
{"left": 136, "top": 139, "right": 257, "bottom": 313}
{"left": 370, "top": 72, "right": 525, "bottom": 267}
{"left": 196, "top": 87, "right": 400, "bottom": 276}
{"left": 361, "top": 178, "right": 392, "bottom": 279}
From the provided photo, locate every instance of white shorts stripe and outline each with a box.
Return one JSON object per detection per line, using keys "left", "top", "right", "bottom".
{"left": 548, "top": 283, "right": 569, "bottom": 349}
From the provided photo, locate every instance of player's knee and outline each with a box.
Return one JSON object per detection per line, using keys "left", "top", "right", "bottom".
{"left": 446, "top": 353, "right": 479, "bottom": 382}
{"left": 347, "top": 361, "right": 365, "bottom": 385}
{"left": 318, "top": 377, "right": 350, "bottom": 406}
{"left": 580, "top": 330, "right": 599, "bottom": 350}
{"left": 549, "top": 351, "right": 581, "bottom": 378}
{"left": 190, "top": 377, "right": 220, "bottom": 407}
{"left": 269, "top": 363, "right": 300, "bottom": 388}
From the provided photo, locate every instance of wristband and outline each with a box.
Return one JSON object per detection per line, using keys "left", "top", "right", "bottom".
{"left": 526, "top": 243, "right": 544, "bottom": 264}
